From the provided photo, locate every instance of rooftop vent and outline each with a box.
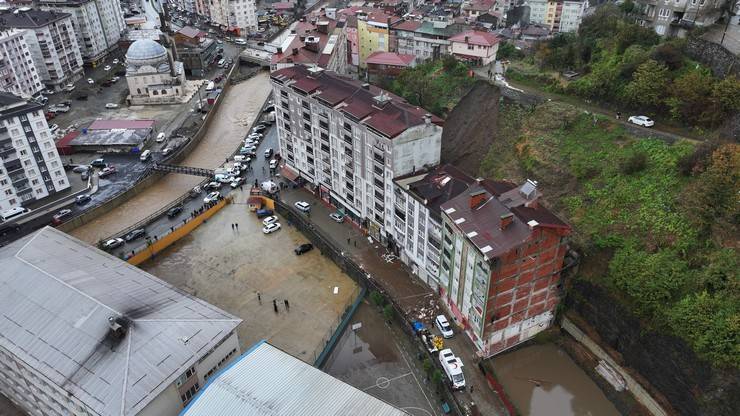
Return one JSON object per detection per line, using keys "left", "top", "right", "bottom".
{"left": 373, "top": 91, "right": 392, "bottom": 107}
{"left": 500, "top": 212, "right": 514, "bottom": 230}
{"left": 308, "top": 64, "right": 324, "bottom": 75}
{"left": 107, "top": 316, "right": 130, "bottom": 342}
{"left": 361, "top": 83, "right": 370, "bottom": 90}
{"left": 520, "top": 179, "right": 537, "bottom": 200}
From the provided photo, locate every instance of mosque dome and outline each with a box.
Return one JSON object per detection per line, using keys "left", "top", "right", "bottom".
{"left": 126, "top": 39, "right": 168, "bottom": 67}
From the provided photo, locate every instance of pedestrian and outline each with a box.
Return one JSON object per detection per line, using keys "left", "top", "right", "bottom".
{"left": 284, "top": 299, "right": 290, "bottom": 310}
{"left": 231, "top": 223, "right": 234, "bottom": 230}
{"left": 273, "top": 299, "right": 278, "bottom": 313}
{"left": 257, "top": 292, "right": 262, "bottom": 304}
{"left": 235, "top": 223, "right": 239, "bottom": 230}
{"left": 354, "top": 240, "right": 357, "bottom": 248}
{"left": 170, "top": 226, "right": 174, "bottom": 232}
{"left": 470, "top": 385, "right": 474, "bottom": 394}
{"left": 347, "top": 237, "right": 350, "bottom": 245}
{"left": 616, "top": 111, "right": 622, "bottom": 120}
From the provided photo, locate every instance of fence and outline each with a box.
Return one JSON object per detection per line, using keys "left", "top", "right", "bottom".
{"left": 311, "top": 285, "right": 365, "bottom": 367}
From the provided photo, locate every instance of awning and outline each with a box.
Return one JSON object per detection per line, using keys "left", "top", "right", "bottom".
{"left": 280, "top": 163, "right": 299, "bottom": 182}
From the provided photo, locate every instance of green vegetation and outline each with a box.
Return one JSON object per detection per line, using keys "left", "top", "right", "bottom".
{"left": 518, "top": 5, "right": 740, "bottom": 129}
{"left": 386, "top": 56, "right": 475, "bottom": 116}
{"left": 479, "top": 100, "right": 739, "bottom": 368}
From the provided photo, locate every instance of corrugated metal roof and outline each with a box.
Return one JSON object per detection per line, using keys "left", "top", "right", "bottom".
{"left": 0, "top": 227, "right": 242, "bottom": 416}
{"left": 182, "top": 342, "right": 409, "bottom": 416}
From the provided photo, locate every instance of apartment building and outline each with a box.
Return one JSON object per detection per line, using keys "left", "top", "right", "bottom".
{"left": 391, "top": 165, "right": 475, "bottom": 289}
{"left": 270, "top": 17, "right": 348, "bottom": 75}
{"left": 0, "top": 226, "right": 243, "bottom": 416}
{"left": 0, "top": 29, "right": 43, "bottom": 97}
{"left": 0, "top": 92, "right": 69, "bottom": 211}
{"left": 38, "top": 0, "right": 125, "bottom": 65}
{"left": 270, "top": 65, "right": 443, "bottom": 242}
{"left": 208, "top": 0, "right": 257, "bottom": 35}
{"left": 634, "top": 0, "right": 728, "bottom": 37}
{"left": 527, "top": 0, "right": 588, "bottom": 33}
{"left": 392, "top": 19, "right": 471, "bottom": 62}
{"left": 439, "top": 179, "right": 571, "bottom": 356}
{"left": 449, "top": 29, "right": 500, "bottom": 66}
{"left": 0, "top": 8, "right": 84, "bottom": 91}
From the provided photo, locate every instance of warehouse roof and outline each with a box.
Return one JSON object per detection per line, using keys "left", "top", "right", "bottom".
{"left": 181, "top": 341, "right": 409, "bottom": 416}
{"left": 0, "top": 227, "right": 242, "bottom": 416}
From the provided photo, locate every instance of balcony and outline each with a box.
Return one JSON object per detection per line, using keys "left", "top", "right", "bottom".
{"left": 0, "top": 146, "right": 17, "bottom": 160}
{"left": 319, "top": 120, "right": 329, "bottom": 130}
{"left": 373, "top": 153, "right": 384, "bottom": 164}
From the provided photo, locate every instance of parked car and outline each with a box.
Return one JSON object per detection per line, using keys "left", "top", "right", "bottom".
{"left": 253, "top": 125, "right": 267, "bottom": 133}
{"left": 123, "top": 228, "right": 147, "bottom": 242}
{"left": 262, "top": 215, "right": 279, "bottom": 226}
{"left": 87, "top": 78, "right": 94, "bottom": 84}
{"left": 104, "top": 65, "right": 111, "bottom": 71}
{"left": 230, "top": 177, "right": 244, "bottom": 188}
{"left": 628, "top": 115, "right": 654, "bottom": 127}
{"left": 256, "top": 208, "right": 274, "bottom": 218}
{"left": 91, "top": 158, "right": 106, "bottom": 168}
{"left": 112, "top": 58, "right": 119, "bottom": 64}
{"left": 51, "top": 209, "right": 73, "bottom": 225}
{"left": 329, "top": 213, "right": 344, "bottom": 223}
{"left": 162, "top": 147, "right": 172, "bottom": 156}
{"left": 81, "top": 170, "right": 89, "bottom": 181}
{"left": 203, "top": 191, "right": 220, "bottom": 203}
{"left": 156, "top": 132, "right": 166, "bottom": 142}
{"left": 102, "top": 238, "right": 125, "bottom": 251}
{"left": 205, "top": 181, "right": 221, "bottom": 190}
{"left": 64, "top": 83, "right": 75, "bottom": 92}
{"left": 49, "top": 124, "right": 59, "bottom": 134}
{"left": 264, "top": 148, "right": 273, "bottom": 159}
{"left": 75, "top": 194, "right": 91, "bottom": 205}
{"left": 435, "top": 315, "right": 454, "bottom": 339}
{"left": 105, "top": 103, "right": 119, "bottom": 109}
{"left": 262, "top": 222, "right": 281, "bottom": 234}
{"left": 294, "top": 201, "right": 310, "bottom": 212}
{"left": 167, "top": 205, "right": 183, "bottom": 218}
{"left": 294, "top": 243, "right": 313, "bottom": 255}
{"left": 72, "top": 165, "right": 89, "bottom": 173}
{"left": 99, "top": 166, "right": 116, "bottom": 177}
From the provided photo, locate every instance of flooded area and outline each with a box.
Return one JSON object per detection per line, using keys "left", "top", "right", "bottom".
{"left": 491, "top": 344, "right": 620, "bottom": 416}
{"left": 70, "top": 72, "right": 272, "bottom": 243}
{"left": 324, "top": 301, "right": 438, "bottom": 416}
{"left": 142, "top": 194, "right": 359, "bottom": 362}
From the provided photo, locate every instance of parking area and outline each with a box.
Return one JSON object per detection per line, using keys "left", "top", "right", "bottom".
{"left": 324, "top": 301, "right": 439, "bottom": 416}
{"left": 141, "top": 194, "right": 360, "bottom": 362}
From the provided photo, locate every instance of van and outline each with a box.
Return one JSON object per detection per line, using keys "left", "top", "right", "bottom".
{"left": 140, "top": 150, "right": 151, "bottom": 161}
{"left": 438, "top": 349, "right": 465, "bottom": 390}
{"left": 206, "top": 81, "right": 215, "bottom": 91}
{"left": 264, "top": 148, "right": 273, "bottom": 159}
{"left": 0, "top": 206, "right": 29, "bottom": 222}
{"left": 269, "top": 159, "right": 278, "bottom": 169}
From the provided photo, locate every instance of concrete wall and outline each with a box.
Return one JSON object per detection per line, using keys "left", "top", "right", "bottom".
{"left": 686, "top": 37, "right": 740, "bottom": 79}
{"left": 195, "top": 330, "right": 240, "bottom": 384}
{"left": 138, "top": 383, "right": 183, "bottom": 416}
{"left": 127, "top": 197, "right": 228, "bottom": 265}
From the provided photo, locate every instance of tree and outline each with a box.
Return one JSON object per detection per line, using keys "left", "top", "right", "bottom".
{"left": 666, "top": 70, "right": 714, "bottom": 125}
{"left": 623, "top": 59, "right": 669, "bottom": 109}
{"left": 370, "top": 290, "right": 385, "bottom": 307}
{"left": 383, "top": 304, "right": 394, "bottom": 322}
{"left": 619, "top": 0, "right": 635, "bottom": 14}
{"left": 651, "top": 42, "right": 685, "bottom": 71}
{"left": 706, "top": 76, "right": 740, "bottom": 126}
{"left": 431, "top": 369, "right": 445, "bottom": 391}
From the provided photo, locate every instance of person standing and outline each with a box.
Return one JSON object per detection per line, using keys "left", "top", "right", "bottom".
{"left": 257, "top": 292, "right": 262, "bottom": 304}
{"left": 284, "top": 299, "right": 290, "bottom": 311}
{"left": 273, "top": 299, "right": 278, "bottom": 313}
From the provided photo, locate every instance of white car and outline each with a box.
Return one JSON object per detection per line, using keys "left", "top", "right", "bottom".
{"left": 294, "top": 201, "right": 310, "bottom": 212}
{"left": 262, "top": 222, "right": 281, "bottom": 234}
{"left": 49, "top": 124, "right": 59, "bottom": 133}
{"left": 105, "top": 103, "right": 119, "bottom": 109}
{"left": 205, "top": 181, "right": 221, "bottom": 190}
{"left": 438, "top": 349, "right": 465, "bottom": 390}
{"left": 435, "top": 315, "right": 454, "bottom": 339}
{"left": 628, "top": 115, "right": 654, "bottom": 127}
{"left": 87, "top": 78, "right": 94, "bottom": 84}
{"left": 102, "top": 237, "right": 125, "bottom": 251}
{"left": 112, "top": 59, "right": 119, "bottom": 64}
{"left": 329, "top": 213, "right": 344, "bottom": 223}
{"left": 203, "top": 191, "right": 220, "bottom": 203}
{"left": 230, "top": 177, "right": 244, "bottom": 188}
{"left": 156, "top": 132, "right": 166, "bottom": 142}
{"left": 262, "top": 215, "right": 279, "bottom": 226}
{"left": 104, "top": 65, "right": 111, "bottom": 71}
{"left": 64, "top": 83, "right": 75, "bottom": 91}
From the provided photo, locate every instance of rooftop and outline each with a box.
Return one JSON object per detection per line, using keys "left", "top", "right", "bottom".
{"left": 182, "top": 341, "right": 409, "bottom": 416}
{"left": 88, "top": 119, "right": 156, "bottom": 130}
{"left": 70, "top": 119, "right": 155, "bottom": 147}
{"left": 449, "top": 30, "right": 500, "bottom": 46}
{"left": 0, "top": 227, "right": 241, "bottom": 416}
{"left": 0, "top": 8, "right": 71, "bottom": 28}
{"left": 365, "top": 51, "right": 415, "bottom": 67}
{"left": 271, "top": 65, "right": 442, "bottom": 138}
{"left": 176, "top": 25, "right": 205, "bottom": 39}
{"left": 0, "top": 92, "right": 42, "bottom": 121}
{"left": 394, "top": 164, "right": 476, "bottom": 221}
{"left": 440, "top": 180, "right": 569, "bottom": 260}
{"left": 271, "top": 18, "right": 339, "bottom": 66}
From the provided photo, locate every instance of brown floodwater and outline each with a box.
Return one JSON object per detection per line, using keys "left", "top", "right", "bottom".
{"left": 491, "top": 344, "right": 620, "bottom": 416}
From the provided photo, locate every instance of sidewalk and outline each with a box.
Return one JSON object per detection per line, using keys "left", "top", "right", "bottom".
{"left": 280, "top": 187, "right": 509, "bottom": 416}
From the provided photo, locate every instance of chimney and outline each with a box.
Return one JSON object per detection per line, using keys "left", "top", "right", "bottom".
{"left": 469, "top": 190, "right": 488, "bottom": 210}
{"left": 500, "top": 212, "right": 514, "bottom": 230}
{"left": 423, "top": 113, "right": 431, "bottom": 125}
{"left": 362, "top": 83, "right": 370, "bottom": 90}
{"left": 317, "top": 21, "right": 329, "bottom": 34}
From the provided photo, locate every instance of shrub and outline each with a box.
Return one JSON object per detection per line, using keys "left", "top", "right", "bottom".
{"left": 369, "top": 290, "right": 385, "bottom": 307}
{"left": 620, "top": 151, "right": 648, "bottom": 175}
{"left": 383, "top": 304, "right": 394, "bottom": 322}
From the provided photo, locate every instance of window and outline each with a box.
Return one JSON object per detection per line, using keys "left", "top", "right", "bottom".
{"left": 468, "top": 44, "right": 474, "bottom": 50}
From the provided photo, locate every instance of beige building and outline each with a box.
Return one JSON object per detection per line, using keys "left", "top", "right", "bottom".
{"left": 449, "top": 29, "right": 500, "bottom": 66}
{"left": 527, "top": 0, "right": 588, "bottom": 33}
{"left": 125, "top": 39, "right": 187, "bottom": 105}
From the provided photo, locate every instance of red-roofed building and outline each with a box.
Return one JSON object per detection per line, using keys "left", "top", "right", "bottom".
{"left": 449, "top": 29, "right": 500, "bottom": 66}
{"left": 270, "top": 65, "right": 443, "bottom": 241}
{"left": 439, "top": 179, "right": 571, "bottom": 357}
{"left": 365, "top": 51, "right": 416, "bottom": 81}
{"left": 270, "top": 16, "right": 347, "bottom": 75}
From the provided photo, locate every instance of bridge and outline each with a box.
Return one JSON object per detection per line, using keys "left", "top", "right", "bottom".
{"left": 152, "top": 163, "right": 215, "bottom": 178}
{"left": 239, "top": 47, "right": 272, "bottom": 67}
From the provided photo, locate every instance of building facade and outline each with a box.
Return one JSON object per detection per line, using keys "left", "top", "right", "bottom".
{"left": 271, "top": 65, "right": 443, "bottom": 242}
{"left": 0, "top": 9, "right": 84, "bottom": 91}
{"left": 634, "top": 0, "right": 728, "bottom": 37}
{"left": 439, "top": 179, "right": 571, "bottom": 356}
{"left": 392, "top": 20, "right": 471, "bottom": 62}
{"left": 527, "top": 0, "right": 587, "bottom": 33}
{"left": 208, "top": 0, "right": 257, "bottom": 35}
{"left": 174, "top": 26, "right": 218, "bottom": 77}
{"left": 0, "top": 93, "right": 69, "bottom": 211}
{"left": 0, "top": 29, "right": 44, "bottom": 97}
{"left": 449, "top": 29, "right": 500, "bottom": 66}
{"left": 39, "top": 0, "right": 125, "bottom": 65}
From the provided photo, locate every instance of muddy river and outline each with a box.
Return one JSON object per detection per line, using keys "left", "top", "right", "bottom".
{"left": 492, "top": 344, "right": 619, "bottom": 416}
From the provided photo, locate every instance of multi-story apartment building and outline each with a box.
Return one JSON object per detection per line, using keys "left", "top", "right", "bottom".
{"left": 357, "top": 10, "right": 397, "bottom": 68}
{"left": 0, "top": 92, "right": 69, "bottom": 211}
{"left": 634, "top": 0, "right": 728, "bottom": 37}
{"left": 208, "top": 0, "right": 257, "bottom": 35}
{"left": 270, "top": 17, "right": 348, "bottom": 75}
{"left": 0, "top": 226, "right": 243, "bottom": 416}
{"left": 38, "top": 0, "right": 125, "bottom": 66}
{"left": 449, "top": 29, "right": 500, "bottom": 66}
{"left": 392, "top": 19, "right": 471, "bottom": 62}
{"left": 0, "top": 8, "right": 84, "bottom": 91}
{"left": 527, "top": 0, "right": 588, "bottom": 32}
{"left": 439, "top": 178, "right": 571, "bottom": 356}
{"left": 270, "top": 65, "right": 443, "bottom": 242}
{"left": 391, "top": 165, "right": 475, "bottom": 289}
{"left": 0, "top": 29, "right": 44, "bottom": 97}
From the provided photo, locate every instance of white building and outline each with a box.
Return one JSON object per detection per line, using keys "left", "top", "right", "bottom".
{"left": 208, "top": 0, "right": 257, "bottom": 35}
{"left": 125, "top": 39, "right": 187, "bottom": 105}
{"left": 391, "top": 165, "right": 475, "bottom": 290}
{"left": 0, "top": 92, "right": 69, "bottom": 211}
{"left": 39, "top": 0, "right": 126, "bottom": 66}
{"left": 527, "top": 0, "right": 588, "bottom": 33}
{"left": 0, "top": 29, "right": 44, "bottom": 97}
{"left": 0, "top": 8, "right": 84, "bottom": 91}
{"left": 635, "top": 0, "right": 729, "bottom": 37}
{"left": 0, "top": 226, "right": 243, "bottom": 416}
{"left": 271, "top": 65, "right": 443, "bottom": 242}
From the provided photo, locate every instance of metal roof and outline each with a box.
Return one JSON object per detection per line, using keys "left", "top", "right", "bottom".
{"left": 0, "top": 227, "right": 242, "bottom": 416}
{"left": 181, "top": 341, "right": 410, "bottom": 416}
